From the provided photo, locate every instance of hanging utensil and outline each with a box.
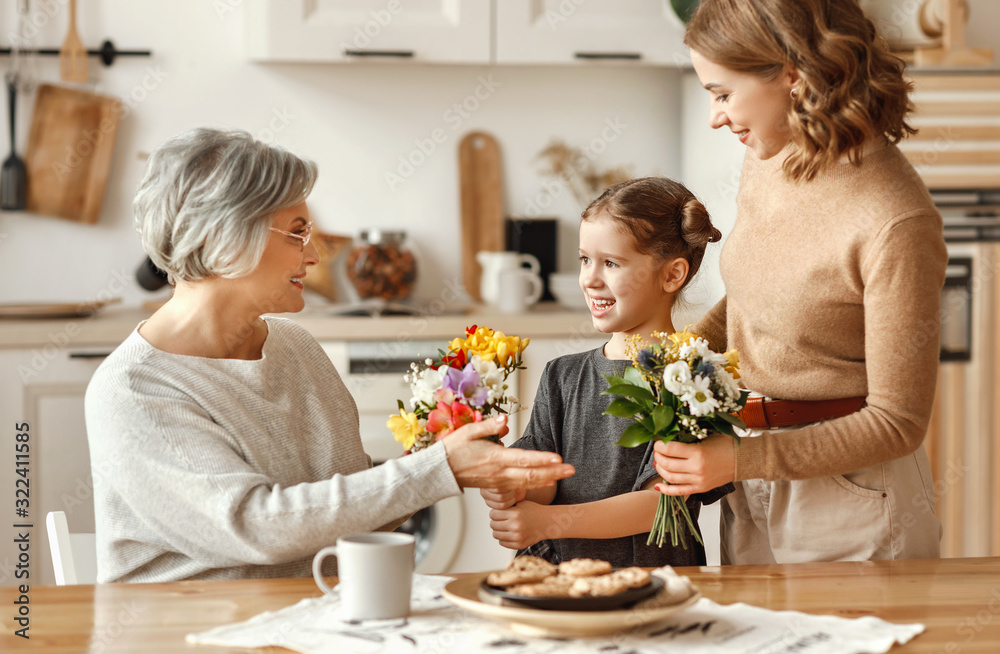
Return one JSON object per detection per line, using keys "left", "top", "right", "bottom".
{"left": 60, "top": 0, "right": 89, "bottom": 83}
{"left": 1, "top": 73, "right": 27, "bottom": 210}
{"left": 0, "top": 6, "right": 28, "bottom": 214}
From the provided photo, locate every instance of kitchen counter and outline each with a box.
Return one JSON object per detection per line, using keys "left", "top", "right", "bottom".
{"left": 0, "top": 303, "right": 600, "bottom": 350}
{"left": 1, "top": 557, "right": 997, "bottom": 652}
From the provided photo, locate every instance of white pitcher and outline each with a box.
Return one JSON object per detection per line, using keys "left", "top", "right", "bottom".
{"left": 476, "top": 251, "right": 542, "bottom": 307}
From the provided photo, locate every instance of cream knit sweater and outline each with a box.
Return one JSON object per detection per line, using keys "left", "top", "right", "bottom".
{"left": 85, "top": 317, "right": 460, "bottom": 583}
{"left": 696, "top": 142, "right": 947, "bottom": 482}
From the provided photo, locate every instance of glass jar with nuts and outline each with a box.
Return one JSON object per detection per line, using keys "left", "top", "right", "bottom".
{"left": 345, "top": 229, "right": 418, "bottom": 301}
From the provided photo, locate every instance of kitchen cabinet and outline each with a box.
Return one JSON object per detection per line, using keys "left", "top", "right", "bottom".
{"left": 0, "top": 346, "right": 111, "bottom": 587}
{"left": 244, "top": 0, "right": 492, "bottom": 64}
{"left": 245, "top": 0, "right": 687, "bottom": 66}
{"left": 494, "top": 1, "right": 687, "bottom": 65}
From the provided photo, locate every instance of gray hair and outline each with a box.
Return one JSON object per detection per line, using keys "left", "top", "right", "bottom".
{"left": 133, "top": 127, "right": 318, "bottom": 283}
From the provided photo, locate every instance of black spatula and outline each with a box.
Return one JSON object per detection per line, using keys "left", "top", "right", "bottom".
{"left": 1, "top": 73, "right": 26, "bottom": 211}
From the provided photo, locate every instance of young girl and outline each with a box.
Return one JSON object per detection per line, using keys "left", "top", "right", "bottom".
{"left": 482, "top": 177, "right": 728, "bottom": 567}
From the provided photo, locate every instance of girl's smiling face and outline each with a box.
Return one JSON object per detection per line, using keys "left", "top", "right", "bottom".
{"left": 578, "top": 214, "right": 679, "bottom": 340}
{"left": 691, "top": 49, "right": 798, "bottom": 161}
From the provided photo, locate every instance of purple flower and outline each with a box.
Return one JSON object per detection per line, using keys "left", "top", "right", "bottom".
{"left": 443, "top": 363, "right": 489, "bottom": 407}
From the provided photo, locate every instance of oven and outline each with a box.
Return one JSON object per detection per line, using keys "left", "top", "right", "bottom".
{"left": 321, "top": 341, "right": 515, "bottom": 574}
{"left": 935, "top": 189, "right": 1000, "bottom": 361}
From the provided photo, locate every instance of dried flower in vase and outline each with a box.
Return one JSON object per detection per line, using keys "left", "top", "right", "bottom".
{"left": 536, "top": 139, "right": 634, "bottom": 210}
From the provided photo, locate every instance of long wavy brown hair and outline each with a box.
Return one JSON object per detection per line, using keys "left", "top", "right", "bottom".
{"left": 685, "top": 0, "right": 915, "bottom": 182}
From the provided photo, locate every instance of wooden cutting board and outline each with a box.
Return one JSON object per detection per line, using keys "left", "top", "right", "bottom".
{"left": 25, "top": 84, "right": 122, "bottom": 224}
{"left": 459, "top": 131, "right": 505, "bottom": 301}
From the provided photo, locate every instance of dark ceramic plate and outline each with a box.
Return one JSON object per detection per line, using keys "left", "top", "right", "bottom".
{"left": 480, "top": 575, "right": 664, "bottom": 612}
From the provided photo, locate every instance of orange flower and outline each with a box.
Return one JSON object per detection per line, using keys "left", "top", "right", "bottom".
{"left": 425, "top": 400, "right": 482, "bottom": 438}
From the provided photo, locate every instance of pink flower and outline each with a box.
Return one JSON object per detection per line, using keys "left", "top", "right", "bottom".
{"left": 425, "top": 400, "right": 483, "bottom": 439}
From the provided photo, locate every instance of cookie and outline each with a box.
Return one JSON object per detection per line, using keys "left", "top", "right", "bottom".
{"left": 558, "top": 558, "right": 613, "bottom": 578}
{"left": 569, "top": 574, "right": 629, "bottom": 598}
{"left": 610, "top": 566, "right": 651, "bottom": 589}
{"left": 505, "top": 575, "right": 576, "bottom": 598}
{"left": 486, "top": 556, "right": 557, "bottom": 587}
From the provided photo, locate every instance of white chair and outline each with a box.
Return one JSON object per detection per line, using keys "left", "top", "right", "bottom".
{"left": 45, "top": 511, "right": 98, "bottom": 585}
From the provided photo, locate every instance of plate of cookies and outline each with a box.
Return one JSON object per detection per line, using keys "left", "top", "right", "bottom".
{"left": 480, "top": 556, "right": 662, "bottom": 611}
{"left": 442, "top": 556, "right": 701, "bottom": 637}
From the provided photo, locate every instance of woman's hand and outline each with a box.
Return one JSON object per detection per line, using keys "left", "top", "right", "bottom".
{"left": 489, "top": 501, "right": 549, "bottom": 550}
{"left": 653, "top": 433, "right": 736, "bottom": 495}
{"left": 441, "top": 416, "right": 575, "bottom": 490}
{"left": 481, "top": 487, "right": 526, "bottom": 510}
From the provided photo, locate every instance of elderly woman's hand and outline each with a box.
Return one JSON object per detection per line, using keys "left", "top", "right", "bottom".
{"left": 441, "top": 416, "right": 575, "bottom": 490}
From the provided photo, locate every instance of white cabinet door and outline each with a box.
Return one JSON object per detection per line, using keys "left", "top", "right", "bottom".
{"left": 246, "top": 0, "right": 492, "bottom": 63}
{"left": 0, "top": 346, "right": 112, "bottom": 587}
{"left": 495, "top": 0, "right": 687, "bottom": 65}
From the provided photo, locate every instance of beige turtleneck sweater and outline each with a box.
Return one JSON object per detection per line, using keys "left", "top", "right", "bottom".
{"left": 696, "top": 142, "right": 947, "bottom": 482}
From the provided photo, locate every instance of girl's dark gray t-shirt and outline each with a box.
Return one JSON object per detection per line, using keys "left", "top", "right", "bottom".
{"left": 511, "top": 347, "right": 731, "bottom": 568}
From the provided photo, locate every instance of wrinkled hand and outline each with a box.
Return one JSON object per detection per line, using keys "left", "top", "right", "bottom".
{"left": 653, "top": 433, "right": 736, "bottom": 495}
{"left": 442, "top": 416, "right": 575, "bottom": 490}
{"left": 489, "top": 501, "right": 549, "bottom": 550}
{"left": 481, "top": 487, "right": 526, "bottom": 510}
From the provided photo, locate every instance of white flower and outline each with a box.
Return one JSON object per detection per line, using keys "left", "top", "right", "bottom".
{"left": 679, "top": 337, "right": 711, "bottom": 361}
{"left": 714, "top": 368, "right": 741, "bottom": 402}
{"left": 470, "top": 355, "right": 506, "bottom": 404}
{"left": 663, "top": 361, "right": 693, "bottom": 395}
{"left": 681, "top": 374, "right": 719, "bottom": 417}
{"left": 409, "top": 366, "right": 446, "bottom": 409}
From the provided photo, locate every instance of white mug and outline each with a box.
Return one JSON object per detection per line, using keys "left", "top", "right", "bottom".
{"left": 496, "top": 268, "right": 544, "bottom": 314}
{"left": 312, "top": 532, "right": 415, "bottom": 620}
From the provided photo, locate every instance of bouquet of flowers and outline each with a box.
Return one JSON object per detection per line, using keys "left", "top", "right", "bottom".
{"left": 386, "top": 325, "right": 529, "bottom": 453}
{"left": 603, "top": 329, "right": 749, "bottom": 548}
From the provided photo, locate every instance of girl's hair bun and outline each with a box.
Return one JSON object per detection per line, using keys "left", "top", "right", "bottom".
{"left": 681, "top": 197, "right": 722, "bottom": 248}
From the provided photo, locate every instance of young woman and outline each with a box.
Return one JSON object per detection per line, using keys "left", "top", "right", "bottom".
{"left": 85, "top": 128, "right": 575, "bottom": 583}
{"left": 483, "top": 177, "right": 730, "bottom": 567}
{"left": 652, "top": 0, "right": 945, "bottom": 564}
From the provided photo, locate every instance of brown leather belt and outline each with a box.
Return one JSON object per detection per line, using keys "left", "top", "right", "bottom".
{"left": 737, "top": 396, "right": 866, "bottom": 430}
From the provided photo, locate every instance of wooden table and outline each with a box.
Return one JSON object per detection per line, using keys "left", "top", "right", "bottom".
{"left": 2, "top": 557, "right": 998, "bottom": 652}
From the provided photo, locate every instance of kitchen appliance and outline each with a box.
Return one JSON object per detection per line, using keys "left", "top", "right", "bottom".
{"left": 322, "top": 341, "right": 514, "bottom": 574}
{"left": 459, "top": 131, "right": 504, "bottom": 301}
{"left": 506, "top": 217, "right": 558, "bottom": 302}
{"left": 925, "top": 188, "right": 1000, "bottom": 558}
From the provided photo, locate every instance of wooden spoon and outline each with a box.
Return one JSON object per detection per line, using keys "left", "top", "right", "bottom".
{"left": 59, "top": 0, "right": 88, "bottom": 83}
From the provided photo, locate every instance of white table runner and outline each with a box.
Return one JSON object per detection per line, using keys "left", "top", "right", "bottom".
{"left": 187, "top": 573, "right": 924, "bottom": 654}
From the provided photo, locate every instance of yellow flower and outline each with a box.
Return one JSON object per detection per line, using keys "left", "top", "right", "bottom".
{"left": 387, "top": 409, "right": 424, "bottom": 450}
{"left": 465, "top": 325, "right": 499, "bottom": 362}
{"left": 447, "top": 336, "right": 467, "bottom": 356}
{"left": 495, "top": 334, "right": 529, "bottom": 365}
{"left": 724, "top": 349, "right": 741, "bottom": 379}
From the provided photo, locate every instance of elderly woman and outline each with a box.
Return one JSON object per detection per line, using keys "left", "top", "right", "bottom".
{"left": 84, "top": 128, "right": 575, "bottom": 583}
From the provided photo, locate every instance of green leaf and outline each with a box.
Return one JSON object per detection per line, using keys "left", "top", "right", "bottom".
{"left": 603, "top": 374, "right": 627, "bottom": 387}
{"left": 624, "top": 366, "right": 646, "bottom": 386}
{"left": 651, "top": 404, "right": 675, "bottom": 434}
{"left": 604, "top": 398, "right": 645, "bottom": 419}
{"left": 711, "top": 420, "right": 737, "bottom": 438}
{"left": 615, "top": 422, "right": 655, "bottom": 448}
{"left": 397, "top": 399, "right": 405, "bottom": 412}
{"left": 603, "top": 383, "right": 655, "bottom": 404}
{"left": 716, "top": 411, "right": 747, "bottom": 429}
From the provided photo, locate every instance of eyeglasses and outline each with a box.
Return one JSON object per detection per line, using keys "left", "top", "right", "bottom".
{"left": 269, "top": 221, "right": 313, "bottom": 250}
